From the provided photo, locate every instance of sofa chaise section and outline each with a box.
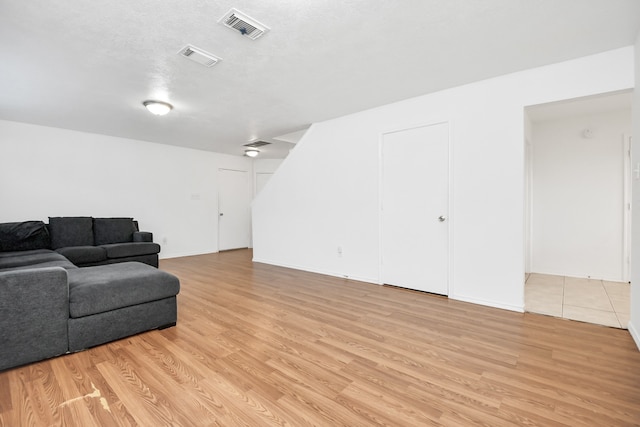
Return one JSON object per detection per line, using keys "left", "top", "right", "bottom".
{"left": 66, "top": 262, "right": 179, "bottom": 351}
{"left": 0, "top": 267, "right": 70, "bottom": 371}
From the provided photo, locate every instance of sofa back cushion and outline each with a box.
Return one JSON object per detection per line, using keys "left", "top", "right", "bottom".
{"left": 0, "top": 221, "right": 51, "bottom": 252}
{"left": 93, "top": 218, "right": 136, "bottom": 245}
{"left": 48, "top": 217, "right": 94, "bottom": 249}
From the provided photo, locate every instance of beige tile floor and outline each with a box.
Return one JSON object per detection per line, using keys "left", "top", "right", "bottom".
{"left": 525, "top": 273, "right": 630, "bottom": 329}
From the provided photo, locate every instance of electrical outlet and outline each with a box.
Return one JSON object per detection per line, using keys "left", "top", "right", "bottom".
{"left": 162, "top": 237, "right": 168, "bottom": 245}
{"left": 337, "top": 246, "right": 343, "bottom": 257}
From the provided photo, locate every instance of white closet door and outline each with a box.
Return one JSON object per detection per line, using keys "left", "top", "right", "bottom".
{"left": 218, "top": 169, "right": 250, "bottom": 251}
{"left": 382, "top": 123, "right": 449, "bottom": 295}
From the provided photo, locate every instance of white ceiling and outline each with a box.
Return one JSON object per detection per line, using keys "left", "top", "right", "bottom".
{"left": 1, "top": 1, "right": 639, "bottom": 159}
{"left": 526, "top": 90, "right": 633, "bottom": 123}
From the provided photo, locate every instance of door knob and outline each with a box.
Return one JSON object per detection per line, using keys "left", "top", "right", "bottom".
{"left": 438, "top": 215, "right": 446, "bottom": 222}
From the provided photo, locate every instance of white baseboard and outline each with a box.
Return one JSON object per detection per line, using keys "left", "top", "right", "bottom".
{"left": 628, "top": 320, "right": 640, "bottom": 351}
{"left": 251, "top": 257, "right": 379, "bottom": 285}
{"left": 528, "top": 270, "right": 626, "bottom": 283}
{"left": 254, "top": 258, "right": 527, "bottom": 313}
{"left": 160, "top": 250, "right": 217, "bottom": 260}
{"left": 449, "top": 294, "right": 524, "bottom": 313}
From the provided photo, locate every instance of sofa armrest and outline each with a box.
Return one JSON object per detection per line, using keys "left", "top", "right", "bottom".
{"left": 0, "top": 267, "right": 69, "bottom": 370}
{"left": 133, "top": 231, "right": 153, "bottom": 242}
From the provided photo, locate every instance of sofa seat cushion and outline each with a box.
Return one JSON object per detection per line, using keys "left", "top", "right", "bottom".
{"left": 67, "top": 262, "right": 180, "bottom": 318}
{"left": 6, "top": 259, "right": 77, "bottom": 271}
{"left": 101, "top": 242, "right": 160, "bottom": 259}
{"left": 0, "top": 250, "right": 74, "bottom": 270}
{"left": 0, "top": 249, "right": 53, "bottom": 259}
{"left": 55, "top": 246, "right": 107, "bottom": 265}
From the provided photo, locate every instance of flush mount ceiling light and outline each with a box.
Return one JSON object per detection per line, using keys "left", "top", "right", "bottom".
{"left": 143, "top": 100, "right": 173, "bottom": 116}
{"left": 244, "top": 149, "right": 260, "bottom": 158}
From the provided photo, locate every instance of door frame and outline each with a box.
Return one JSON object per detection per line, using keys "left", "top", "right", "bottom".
{"left": 623, "top": 134, "right": 632, "bottom": 282}
{"left": 524, "top": 137, "right": 533, "bottom": 274}
{"left": 377, "top": 120, "right": 454, "bottom": 296}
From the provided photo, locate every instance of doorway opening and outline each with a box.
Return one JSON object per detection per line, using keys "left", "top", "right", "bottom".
{"left": 524, "top": 90, "right": 633, "bottom": 328}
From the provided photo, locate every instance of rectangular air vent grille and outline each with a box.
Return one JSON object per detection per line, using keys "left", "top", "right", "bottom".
{"left": 178, "top": 45, "right": 221, "bottom": 67}
{"left": 244, "top": 141, "right": 271, "bottom": 148}
{"left": 219, "top": 8, "right": 270, "bottom": 40}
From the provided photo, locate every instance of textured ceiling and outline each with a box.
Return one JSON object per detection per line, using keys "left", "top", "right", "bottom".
{"left": 1, "top": 0, "right": 639, "bottom": 158}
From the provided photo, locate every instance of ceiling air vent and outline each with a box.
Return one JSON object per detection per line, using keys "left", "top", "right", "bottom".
{"left": 244, "top": 141, "right": 271, "bottom": 148}
{"left": 178, "top": 45, "right": 221, "bottom": 67}
{"left": 218, "top": 8, "right": 270, "bottom": 40}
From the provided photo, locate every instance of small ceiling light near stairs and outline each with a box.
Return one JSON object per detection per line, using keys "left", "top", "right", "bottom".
{"left": 143, "top": 100, "right": 173, "bottom": 116}
{"left": 244, "top": 149, "right": 260, "bottom": 157}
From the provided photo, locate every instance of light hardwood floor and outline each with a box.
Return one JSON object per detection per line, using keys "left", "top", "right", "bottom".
{"left": 1, "top": 250, "right": 640, "bottom": 426}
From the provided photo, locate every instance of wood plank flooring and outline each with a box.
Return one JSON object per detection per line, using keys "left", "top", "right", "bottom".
{"left": 2, "top": 249, "right": 640, "bottom": 426}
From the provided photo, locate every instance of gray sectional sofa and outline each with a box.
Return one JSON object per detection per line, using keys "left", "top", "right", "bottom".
{"left": 49, "top": 216, "right": 161, "bottom": 267}
{"left": 0, "top": 218, "right": 180, "bottom": 371}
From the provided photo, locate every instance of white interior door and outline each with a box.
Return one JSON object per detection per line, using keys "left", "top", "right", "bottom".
{"left": 218, "top": 168, "right": 250, "bottom": 251}
{"left": 381, "top": 123, "right": 449, "bottom": 295}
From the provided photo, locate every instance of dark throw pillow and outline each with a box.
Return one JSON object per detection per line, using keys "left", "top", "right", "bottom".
{"left": 0, "top": 221, "right": 51, "bottom": 252}
{"left": 48, "top": 217, "right": 94, "bottom": 249}
{"left": 93, "top": 217, "right": 136, "bottom": 245}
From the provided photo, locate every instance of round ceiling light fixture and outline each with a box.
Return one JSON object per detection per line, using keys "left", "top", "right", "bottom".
{"left": 244, "top": 149, "right": 260, "bottom": 158}
{"left": 143, "top": 100, "right": 173, "bottom": 116}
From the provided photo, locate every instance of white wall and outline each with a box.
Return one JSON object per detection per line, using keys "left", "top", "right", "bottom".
{"left": 531, "top": 110, "right": 631, "bottom": 281}
{"left": 254, "top": 159, "right": 284, "bottom": 175}
{"left": 0, "top": 120, "right": 252, "bottom": 259}
{"left": 253, "top": 158, "right": 283, "bottom": 198}
{"left": 253, "top": 47, "right": 635, "bottom": 312}
{"left": 630, "top": 31, "right": 640, "bottom": 349}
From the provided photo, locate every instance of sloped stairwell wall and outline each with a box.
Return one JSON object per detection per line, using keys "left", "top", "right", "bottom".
{"left": 253, "top": 47, "right": 634, "bottom": 312}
